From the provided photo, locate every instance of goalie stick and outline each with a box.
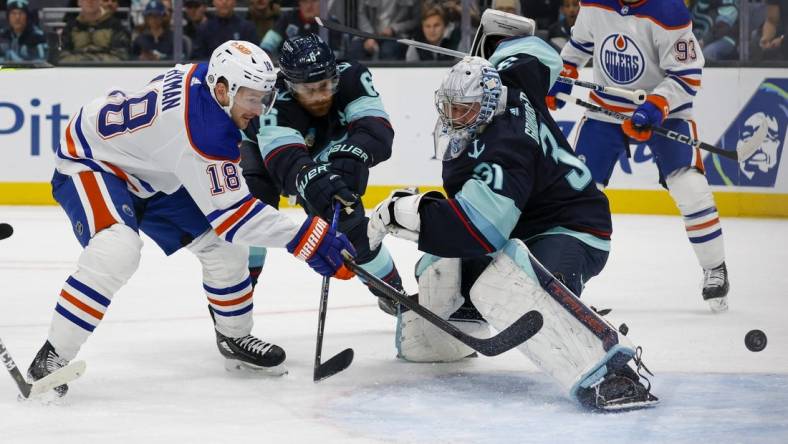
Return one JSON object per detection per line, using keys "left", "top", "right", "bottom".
{"left": 343, "top": 254, "right": 543, "bottom": 356}
{"left": 314, "top": 17, "right": 645, "bottom": 105}
{"left": 557, "top": 92, "right": 768, "bottom": 162}
{"left": 313, "top": 203, "right": 354, "bottom": 382}
{"left": 0, "top": 337, "right": 86, "bottom": 398}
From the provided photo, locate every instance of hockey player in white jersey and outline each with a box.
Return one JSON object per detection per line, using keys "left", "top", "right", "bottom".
{"left": 546, "top": 0, "right": 729, "bottom": 312}
{"left": 27, "top": 40, "right": 356, "bottom": 396}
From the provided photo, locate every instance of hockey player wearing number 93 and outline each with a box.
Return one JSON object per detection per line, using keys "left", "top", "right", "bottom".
{"left": 26, "top": 40, "right": 356, "bottom": 397}
{"left": 368, "top": 11, "right": 658, "bottom": 411}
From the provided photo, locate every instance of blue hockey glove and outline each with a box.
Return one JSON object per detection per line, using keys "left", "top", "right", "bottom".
{"left": 287, "top": 217, "right": 356, "bottom": 279}
{"left": 296, "top": 163, "right": 357, "bottom": 219}
{"left": 327, "top": 144, "right": 371, "bottom": 195}
{"left": 622, "top": 95, "right": 669, "bottom": 142}
{"left": 546, "top": 63, "right": 578, "bottom": 110}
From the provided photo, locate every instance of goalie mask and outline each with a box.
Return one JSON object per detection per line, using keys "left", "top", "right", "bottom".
{"left": 434, "top": 56, "right": 504, "bottom": 160}
{"left": 470, "top": 9, "right": 536, "bottom": 59}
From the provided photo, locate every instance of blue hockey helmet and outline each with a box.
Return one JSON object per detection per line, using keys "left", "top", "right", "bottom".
{"left": 278, "top": 33, "right": 337, "bottom": 84}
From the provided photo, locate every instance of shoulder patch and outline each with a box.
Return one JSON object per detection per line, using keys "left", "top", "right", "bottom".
{"left": 184, "top": 64, "right": 242, "bottom": 161}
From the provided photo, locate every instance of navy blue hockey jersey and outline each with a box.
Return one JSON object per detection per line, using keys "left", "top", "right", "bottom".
{"left": 418, "top": 36, "right": 613, "bottom": 258}
{"left": 242, "top": 60, "right": 393, "bottom": 196}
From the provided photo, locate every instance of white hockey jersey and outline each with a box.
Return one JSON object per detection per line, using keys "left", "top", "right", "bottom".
{"left": 561, "top": 0, "right": 704, "bottom": 122}
{"left": 55, "top": 62, "right": 299, "bottom": 248}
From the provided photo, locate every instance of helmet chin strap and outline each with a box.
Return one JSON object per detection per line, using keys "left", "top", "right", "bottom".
{"left": 209, "top": 84, "right": 235, "bottom": 117}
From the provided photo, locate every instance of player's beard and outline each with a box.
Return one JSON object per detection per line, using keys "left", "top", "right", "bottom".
{"left": 302, "top": 97, "right": 333, "bottom": 117}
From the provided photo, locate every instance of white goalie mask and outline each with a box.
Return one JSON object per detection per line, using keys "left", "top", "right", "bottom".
{"left": 206, "top": 40, "right": 278, "bottom": 117}
{"left": 434, "top": 56, "right": 505, "bottom": 161}
{"left": 470, "top": 9, "right": 536, "bottom": 59}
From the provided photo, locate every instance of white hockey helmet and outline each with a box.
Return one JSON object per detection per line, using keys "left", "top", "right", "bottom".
{"left": 206, "top": 40, "right": 278, "bottom": 117}
{"left": 470, "top": 9, "right": 536, "bottom": 59}
{"left": 433, "top": 56, "right": 505, "bottom": 160}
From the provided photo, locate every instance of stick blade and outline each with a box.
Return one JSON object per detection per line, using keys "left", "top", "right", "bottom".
{"left": 475, "top": 310, "right": 543, "bottom": 357}
{"left": 736, "top": 118, "right": 769, "bottom": 161}
{"left": 28, "top": 360, "right": 86, "bottom": 396}
{"left": 313, "top": 348, "right": 354, "bottom": 382}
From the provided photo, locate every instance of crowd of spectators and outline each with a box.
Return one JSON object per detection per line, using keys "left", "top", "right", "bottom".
{"left": 0, "top": 0, "right": 785, "bottom": 64}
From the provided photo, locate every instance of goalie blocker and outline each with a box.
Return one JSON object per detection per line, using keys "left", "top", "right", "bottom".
{"left": 398, "top": 239, "right": 658, "bottom": 411}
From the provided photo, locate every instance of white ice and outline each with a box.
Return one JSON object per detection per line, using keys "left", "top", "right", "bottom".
{"left": 1, "top": 207, "right": 787, "bottom": 444}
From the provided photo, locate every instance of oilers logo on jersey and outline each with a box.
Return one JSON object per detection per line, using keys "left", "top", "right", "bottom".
{"left": 599, "top": 34, "right": 644, "bottom": 85}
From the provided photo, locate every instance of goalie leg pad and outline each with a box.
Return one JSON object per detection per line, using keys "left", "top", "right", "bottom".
{"left": 396, "top": 255, "right": 485, "bottom": 362}
{"left": 470, "top": 239, "right": 636, "bottom": 400}
{"left": 188, "top": 230, "right": 254, "bottom": 338}
{"left": 49, "top": 224, "right": 142, "bottom": 360}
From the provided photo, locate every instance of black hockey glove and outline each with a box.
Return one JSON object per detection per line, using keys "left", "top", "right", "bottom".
{"left": 296, "top": 163, "right": 358, "bottom": 219}
{"left": 327, "top": 144, "right": 371, "bottom": 195}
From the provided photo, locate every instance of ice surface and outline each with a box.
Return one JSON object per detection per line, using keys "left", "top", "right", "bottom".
{"left": 1, "top": 207, "right": 786, "bottom": 443}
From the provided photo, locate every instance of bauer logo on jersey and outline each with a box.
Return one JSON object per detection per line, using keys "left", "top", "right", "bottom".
{"left": 704, "top": 78, "right": 787, "bottom": 188}
{"left": 599, "top": 34, "right": 644, "bottom": 85}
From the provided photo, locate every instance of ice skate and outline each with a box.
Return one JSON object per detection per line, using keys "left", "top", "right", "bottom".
{"left": 27, "top": 341, "right": 69, "bottom": 397}
{"left": 702, "top": 262, "right": 729, "bottom": 313}
{"left": 576, "top": 364, "right": 659, "bottom": 412}
{"left": 215, "top": 330, "right": 288, "bottom": 376}
{"left": 369, "top": 271, "right": 405, "bottom": 316}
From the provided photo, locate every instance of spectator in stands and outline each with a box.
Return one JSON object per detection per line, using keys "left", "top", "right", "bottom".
{"left": 350, "top": 0, "right": 419, "bottom": 60}
{"left": 246, "top": 0, "right": 280, "bottom": 42}
{"left": 492, "top": 0, "right": 521, "bottom": 15}
{"left": 0, "top": 0, "right": 47, "bottom": 62}
{"left": 439, "top": 0, "right": 480, "bottom": 28}
{"left": 521, "top": 0, "right": 561, "bottom": 30}
{"left": 58, "top": 0, "right": 131, "bottom": 62}
{"left": 132, "top": 0, "right": 184, "bottom": 60}
{"left": 405, "top": 4, "right": 459, "bottom": 62}
{"left": 692, "top": 0, "right": 739, "bottom": 61}
{"left": 100, "top": 0, "right": 118, "bottom": 14}
{"left": 192, "top": 0, "right": 257, "bottom": 59}
{"left": 183, "top": 0, "right": 210, "bottom": 41}
{"left": 260, "top": 0, "right": 323, "bottom": 57}
{"left": 759, "top": 0, "right": 786, "bottom": 60}
{"left": 547, "top": 0, "right": 578, "bottom": 50}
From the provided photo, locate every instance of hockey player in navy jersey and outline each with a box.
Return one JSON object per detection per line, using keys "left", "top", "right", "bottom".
{"left": 367, "top": 12, "right": 658, "bottom": 411}
{"left": 27, "top": 41, "right": 356, "bottom": 397}
{"left": 546, "top": 0, "right": 730, "bottom": 312}
{"left": 240, "top": 34, "right": 406, "bottom": 315}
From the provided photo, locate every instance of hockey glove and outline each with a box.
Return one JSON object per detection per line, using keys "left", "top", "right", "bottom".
{"left": 327, "top": 144, "right": 371, "bottom": 195}
{"left": 622, "top": 95, "right": 669, "bottom": 142}
{"left": 287, "top": 217, "right": 356, "bottom": 279}
{"left": 546, "top": 63, "right": 578, "bottom": 111}
{"left": 296, "top": 163, "right": 358, "bottom": 219}
{"left": 368, "top": 188, "right": 444, "bottom": 250}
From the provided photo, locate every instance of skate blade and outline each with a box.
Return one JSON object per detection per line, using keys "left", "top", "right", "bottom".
{"left": 224, "top": 359, "right": 288, "bottom": 376}
{"left": 707, "top": 297, "right": 729, "bottom": 313}
{"left": 27, "top": 360, "right": 86, "bottom": 397}
{"left": 18, "top": 390, "right": 66, "bottom": 405}
{"left": 599, "top": 397, "right": 660, "bottom": 412}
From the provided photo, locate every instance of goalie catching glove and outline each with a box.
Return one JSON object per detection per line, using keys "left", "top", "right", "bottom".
{"left": 287, "top": 216, "right": 356, "bottom": 279}
{"left": 367, "top": 188, "right": 444, "bottom": 250}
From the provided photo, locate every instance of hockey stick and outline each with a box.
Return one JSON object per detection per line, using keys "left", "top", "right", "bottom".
{"left": 0, "top": 338, "right": 86, "bottom": 398}
{"left": 555, "top": 78, "right": 646, "bottom": 105}
{"left": 557, "top": 92, "right": 768, "bottom": 162}
{"left": 343, "top": 254, "right": 543, "bottom": 356}
{"left": 314, "top": 17, "right": 644, "bottom": 104}
{"left": 313, "top": 203, "right": 354, "bottom": 382}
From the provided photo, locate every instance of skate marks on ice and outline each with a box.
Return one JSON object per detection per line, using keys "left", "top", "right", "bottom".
{"left": 325, "top": 372, "right": 788, "bottom": 444}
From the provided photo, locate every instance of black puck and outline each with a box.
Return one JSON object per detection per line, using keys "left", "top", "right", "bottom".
{"left": 745, "top": 329, "right": 767, "bottom": 352}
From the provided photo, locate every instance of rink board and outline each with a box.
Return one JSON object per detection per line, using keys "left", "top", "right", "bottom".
{"left": 1, "top": 66, "right": 786, "bottom": 216}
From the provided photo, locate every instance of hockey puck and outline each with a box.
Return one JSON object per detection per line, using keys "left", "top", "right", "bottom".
{"left": 745, "top": 329, "right": 767, "bottom": 352}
